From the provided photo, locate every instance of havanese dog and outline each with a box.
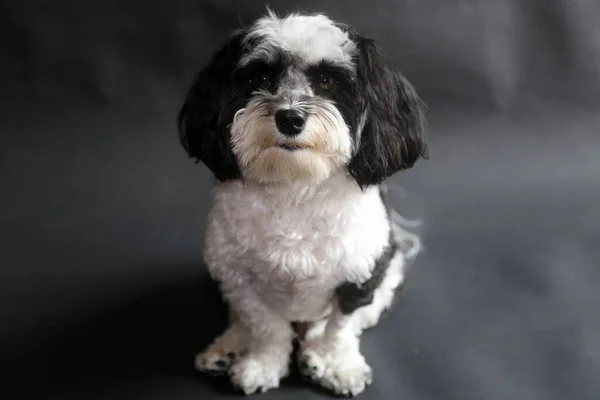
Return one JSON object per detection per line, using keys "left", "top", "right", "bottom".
{"left": 177, "top": 9, "right": 427, "bottom": 397}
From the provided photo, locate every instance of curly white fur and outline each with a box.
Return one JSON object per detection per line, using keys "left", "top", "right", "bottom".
{"left": 195, "top": 171, "right": 413, "bottom": 395}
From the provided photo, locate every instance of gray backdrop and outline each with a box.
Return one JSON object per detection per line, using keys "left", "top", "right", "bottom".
{"left": 1, "top": 1, "right": 599, "bottom": 399}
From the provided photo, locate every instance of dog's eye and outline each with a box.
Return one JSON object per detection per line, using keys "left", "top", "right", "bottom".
{"left": 251, "top": 73, "right": 271, "bottom": 88}
{"left": 317, "top": 73, "right": 336, "bottom": 91}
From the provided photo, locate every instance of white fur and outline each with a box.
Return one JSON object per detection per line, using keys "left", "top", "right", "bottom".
{"left": 204, "top": 172, "right": 390, "bottom": 315}
{"left": 241, "top": 9, "right": 357, "bottom": 69}
{"left": 194, "top": 320, "right": 248, "bottom": 374}
{"left": 230, "top": 94, "right": 352, "bottom": 185}
{"left": 296, "top": 248, "right": 406, "bottom": 395}
{"left": 299, "top": 311, "right": 373, "bottom": 397}
{"left": 196, "top": 171, "right": 410, "bottom": 395}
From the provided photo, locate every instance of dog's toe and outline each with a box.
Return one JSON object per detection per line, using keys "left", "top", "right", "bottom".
{"left": 195, "top": 351, "right": 235, "bottom": 376}
{"left": 299, "top": 340, "right": 372, "bottom": 397}
{"left": 229, "top": 356, "right": 284, "bottom": 395}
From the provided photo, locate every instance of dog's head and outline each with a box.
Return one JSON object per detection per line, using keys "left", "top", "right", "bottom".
{"left": 178, "top": 10, "right": 427, "bottom": 187}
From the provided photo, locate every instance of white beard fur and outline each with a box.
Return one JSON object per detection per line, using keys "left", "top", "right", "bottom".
{"left": 230, "top": 93, "right": 353, "bottom": 185}
{"left": 195, "top": 170, "right": 418, "bottom": 396}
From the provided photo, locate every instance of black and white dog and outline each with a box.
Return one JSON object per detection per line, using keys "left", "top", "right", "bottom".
{"left": 178, "top": 9, "right": 427, "bottom": 397}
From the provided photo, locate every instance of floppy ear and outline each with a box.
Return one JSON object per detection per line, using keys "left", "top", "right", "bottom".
{"left": 348, "top": 37, "right": 427, "bottom": 188}
{"left": 177, "top": 32, "right": 246, "bottom": 181}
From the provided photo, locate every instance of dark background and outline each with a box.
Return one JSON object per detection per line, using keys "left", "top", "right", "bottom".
{"left": 1, "top": 1, "right": 599, "bottom": 399}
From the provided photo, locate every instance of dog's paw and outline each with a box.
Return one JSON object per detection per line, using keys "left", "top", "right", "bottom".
{"left": 194, "top": 325, "right": 247, "bottom": 376}
{"left": 195, "top": 348, "right": 239, "bottom": 376}
{"left": 299, "top": 339, "right": 372, "bottom": 397}
{"left": 229, "top": 355, "right": 288, "bottom": 395}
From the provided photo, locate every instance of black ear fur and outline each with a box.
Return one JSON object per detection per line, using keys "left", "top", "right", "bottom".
{"left": 348, "top": 37, "right": 427, "bottom": 188}
{"left": 177, "top": 32, "right": 246, "bottom": 181}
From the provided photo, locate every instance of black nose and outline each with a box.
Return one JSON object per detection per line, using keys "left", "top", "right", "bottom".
{"left": 275, "top": 110, "right": 306, "bottom": 136}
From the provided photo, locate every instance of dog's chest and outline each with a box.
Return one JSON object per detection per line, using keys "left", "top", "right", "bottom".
{"left": 238, "top": 193, "right": 349, "bottom": 283}
{"left": 208, "top": 178, "right": 390, "bottom": 318}
{"left": 233, "top": 196, "right": 356, "bottom": 319}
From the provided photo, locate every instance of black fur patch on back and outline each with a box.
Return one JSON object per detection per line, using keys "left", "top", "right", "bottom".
{"left": 335, "top": 230, "right": 397, "bottom": 315}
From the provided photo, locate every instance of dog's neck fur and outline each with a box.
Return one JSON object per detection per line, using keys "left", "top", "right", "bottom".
{"left": 215, "top": 170, "right": 372, "bottom": 206}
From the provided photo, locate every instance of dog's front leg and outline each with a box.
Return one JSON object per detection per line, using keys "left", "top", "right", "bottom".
{"left": 298, "top": 303, "right": 373, "bottom": 397}
{"left": 222, "top": 290, "right": 294, "bottom": 395}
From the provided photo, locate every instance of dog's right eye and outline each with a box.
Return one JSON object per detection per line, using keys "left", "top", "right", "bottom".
{"left": 317, "top": 73, "right": 337, "bottom": 91}
{"left": 251, "top": 73, "right": 271, "bottom": 88}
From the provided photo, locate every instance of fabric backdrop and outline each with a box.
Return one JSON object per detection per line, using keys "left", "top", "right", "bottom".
{"left": 1, "top": 1, "right": 599, "bottom": 399}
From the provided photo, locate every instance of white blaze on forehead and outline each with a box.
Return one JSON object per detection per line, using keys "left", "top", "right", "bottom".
{"left": 241, "top": 11, "right": 357, "bottom": 68}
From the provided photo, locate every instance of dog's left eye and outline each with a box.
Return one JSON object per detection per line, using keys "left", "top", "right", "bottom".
{"left": 317, "top": 73, "right": 336, "bottom": 91}
{"left": 251, "top": 73, "right": 271, "bottom": 88}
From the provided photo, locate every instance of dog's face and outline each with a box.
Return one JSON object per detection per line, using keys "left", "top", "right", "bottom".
{"left": 178, "top": 10, "right": 427, "bottom": 187}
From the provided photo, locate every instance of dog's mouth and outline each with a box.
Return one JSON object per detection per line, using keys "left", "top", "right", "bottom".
{"left": 275, "top": 143, "right": 306, "bottom": 151}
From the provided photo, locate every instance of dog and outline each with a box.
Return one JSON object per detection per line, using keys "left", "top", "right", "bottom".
{"left": 177, "top": 9, "right": 427, "bottom": 397}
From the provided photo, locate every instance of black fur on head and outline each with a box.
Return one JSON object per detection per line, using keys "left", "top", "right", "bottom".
{"left": 177, "top": 19, "right": 427, "bottom": 186}
{"left": 347, "top": 35, "right": 428, "bottom": 188}
{"left": 177, "top": 31, "right": 247, "bottom": 181}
